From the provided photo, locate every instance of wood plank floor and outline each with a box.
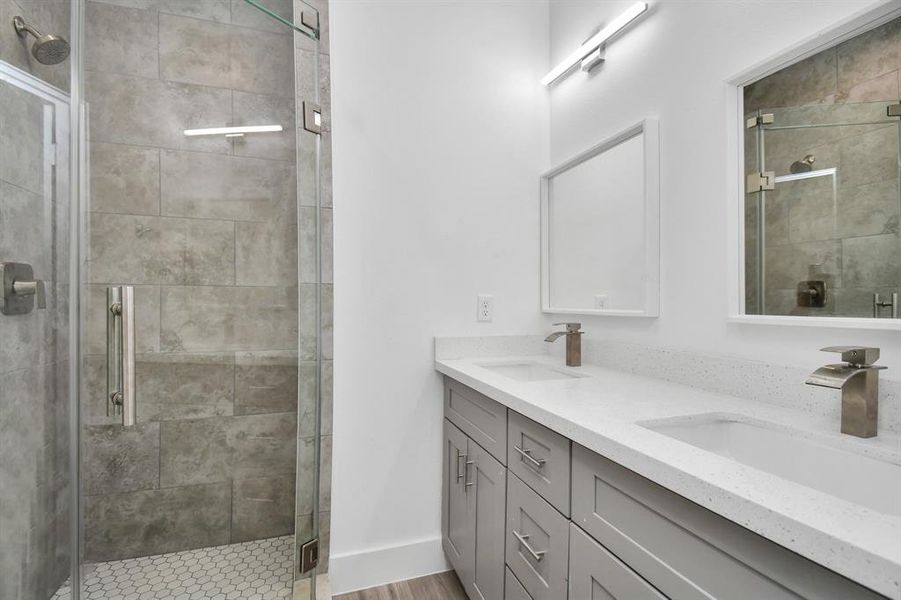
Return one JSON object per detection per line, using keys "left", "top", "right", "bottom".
{"left": 333, "top": 571, "right": 467, "bottom": 600}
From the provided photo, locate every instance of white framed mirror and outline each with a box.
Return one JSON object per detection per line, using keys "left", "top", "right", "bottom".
{"left": 541, "top": 119, "right": 659, "bottom": 317}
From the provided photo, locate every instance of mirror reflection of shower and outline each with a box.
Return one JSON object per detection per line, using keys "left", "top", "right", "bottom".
{"left": 12, "top": 15, "right": 70, "bottom": 65}
{"left": 790, "top": 154, "right": 816, "bottom": 174}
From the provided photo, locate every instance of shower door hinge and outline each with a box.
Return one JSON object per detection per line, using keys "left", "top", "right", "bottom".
{"left": 745, "top": 113, "right": 774, "bottom": 129}
{"left": 299, "top": 538, "right": 320, "bottom": 573}
{"left": 887, "top": 104, "right": 901, "bottom": 118}
{"left": 746, "top": 171, "right": 775, "bottom": 193}
{"left": 301, "top": 11, "right": 319, "bottom": 36}
{"left": 303, "top": 101, "right": 322, "bottom": 135}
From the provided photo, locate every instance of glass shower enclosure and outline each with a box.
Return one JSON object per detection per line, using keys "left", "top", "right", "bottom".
{"left": 744, "top": 101, "right": 901, "bottom": 318}
{"left": 1, "top": 0, "right": 328, "bottom": 598}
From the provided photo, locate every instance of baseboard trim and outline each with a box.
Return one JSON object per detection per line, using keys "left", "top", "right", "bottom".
{"left": 329, "top": 535, "right": 450, "bottom": 595}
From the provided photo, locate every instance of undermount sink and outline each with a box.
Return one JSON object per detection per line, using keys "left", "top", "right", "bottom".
{"left": 477, "top": 361, "right": 585, "bottom": 382}
{"left": 642, "top": 414, "right": 901, "bottom": 517}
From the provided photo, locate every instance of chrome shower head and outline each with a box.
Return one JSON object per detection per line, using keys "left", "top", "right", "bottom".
{"left": 790, "top": 154, "right": 816, "bottom": 174}
{"left": 12, "top": 15, "right": 70, "bottom": 65}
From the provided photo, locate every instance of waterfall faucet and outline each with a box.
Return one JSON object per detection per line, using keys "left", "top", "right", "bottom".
{"left": 805, "top": 346, "right": 886, "bottom": 438}
{"left": 545, "top": 322, "right": 583, "bottom": 367}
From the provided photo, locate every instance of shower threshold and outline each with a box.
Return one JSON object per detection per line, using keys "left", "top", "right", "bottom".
{"left": 52, "top": 536, "right": 296, "bottom": 599}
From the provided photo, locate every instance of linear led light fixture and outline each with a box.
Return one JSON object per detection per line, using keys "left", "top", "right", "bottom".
{"left": 183, "top": 124, "right": 283, "bottom": 137}
{"left": 541, "top": 1, "right": 648, "bottom": 86}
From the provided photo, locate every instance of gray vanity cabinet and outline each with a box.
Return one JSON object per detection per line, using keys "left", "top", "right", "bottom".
{"left": 442, "top": 377, "right": 887, "bottom": 600}
{"left": 571, "top": 444, "right": 887, "bottom": 600}
{"left": 443, "top": 417, "right": 506, "bottom": 600}
{"left": 569, "top": 523, "right": 666, "bottom": 600}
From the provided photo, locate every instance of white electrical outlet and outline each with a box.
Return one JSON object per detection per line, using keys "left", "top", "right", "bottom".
{"left": 477, "top": 294, "right": 494, "bottom": 322}
{"left": 595, "top": 294, "right": 609, "bottom": 309}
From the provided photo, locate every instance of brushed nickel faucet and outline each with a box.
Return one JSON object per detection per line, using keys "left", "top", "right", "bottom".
{"left": 805, "top": 346, "right": 886, "bottom": 438}
{"left": 545, "top": 322, "right": 583, "bottom": 367}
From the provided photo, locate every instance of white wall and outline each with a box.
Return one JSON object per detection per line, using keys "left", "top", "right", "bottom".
{"left": 548, "top": 0, "right": 901, "bottom": 371}
{"left": 329, "top": 0, "right": 549, "bottom": 593}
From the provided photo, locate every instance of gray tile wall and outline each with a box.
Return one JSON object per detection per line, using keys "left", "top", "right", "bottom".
{"left": 82, "top": 0, "right": 332, "bottom": 564}
{"left": 1, "top": 2, "right": 72, "bottom": 598}
{"left": 744, "top": 18, "right": 901, "bottom": 317}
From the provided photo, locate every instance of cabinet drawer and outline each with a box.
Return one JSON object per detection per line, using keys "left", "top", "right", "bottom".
{"left": 445, "top": 377, "right": 507, "bottom": 464}
{"left": 504, "top": 568, "right": 532, "bottom": 600}
{"left": 569, "top": 524, "right": 667, "bottom": 600}
{"left": 571, "top": 444, "right": 887, "bottom": 600}
{"left": 505, "top": 473, "right": 568, "bottom": 600}
{"left": 507, "top": 411, "right": 571, "bottom": 516}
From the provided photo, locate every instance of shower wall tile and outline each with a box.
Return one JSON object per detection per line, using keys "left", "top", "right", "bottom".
{"left": 838, "top": 124, "right": 899, "bottom": 189}
{"left": 836, "top": 179, "right": 900, "bottom": 238}
{"left": 231, "top": 475, "right": 297, "bottom": 543}
{"left": 321, "top": 283, "right": 333, "bottom": 360}
{"left": 89, "top": 212, "right": 235, "bottom": 285}
{"left": 233, "top": 90, "right": 297, "bottom": 161}
{"left": 744, "top": 49, "right": 837, "bottom": 111}
{"left": 295, "top": 435, "right": 317, "bottom": 516}
{"left": 296, "top": 361, "right": 318, "bottom": 437}
{"left": 159, "top": 13, "right": 294, "bottom": 97}
{"left": 160, "top": 149, "right": 295, "bottom": 221}
{"left": 835, "top": 286, "right": 900, "bottom": 317}
{"left": 90, "top": 0, "right": 231, "bottom": 23}
{"left": 160, "top": 285, "right": 298, "bottom": 352}
{"left": 321, "top": 207, "right": 333, "bottom": 283}
{"left": 82, "top": 422, "right": 161, "bottom": 496}
{"left": 297, "top": 206, "right": 317, "bottom": 284}
{"left": 85, "top": 285, "right": 161, "bottom": 355}
{"left": 318, "top": 434, "right": 332, "bottom": 512}
{"left": 137, "top": 352, "right": 236, "bottom": 421}
{"left": 842, "top": 233, "right": 901, "bottom": 287}
{"left": 236, "top": 218, "right": 298, "bottom": 286}
{"left": 159, "top": 412, "right": 297, "bottom": 487}
{"left": 90, "top": 143, "right": 161, "bottom": 215}
{"left": 837, "top": 70, "right": 901, "bottom": 104}
{"left": 0, "top": 181, "right": 50, "bottom": 288}
{"left": 86, "top": 1, "right": 159, "bottom": 78}
{"left": 764, "top": 240, "right": 842, "bottom": 290}
{"left": 298, "top": 283, "right": 318, "bottom": 361}
{"left": 320, "top": 360, "right": 333, "bottom": 435}
{"left": 85, "top": 483, "right": 232, "bottom": 561}
{"left": 235, "top": 351, "right": 299, "bottom": 416}
{"left": 230, "top": 0, "right": 293, "bottom": 34}
{"left": 86, "top": 71, "right": 233, "bottom": 153}
{"left": 0, "top": 80, "right": 44, "bottom": 194}
{"left": 836, "top": 18, "right": 901, "bottom": 96}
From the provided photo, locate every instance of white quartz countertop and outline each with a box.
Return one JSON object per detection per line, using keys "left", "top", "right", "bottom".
{"left": 435, "top": 353, "right": 901, "bottom": 599}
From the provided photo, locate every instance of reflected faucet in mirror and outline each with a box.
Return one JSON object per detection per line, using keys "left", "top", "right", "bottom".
{"left": 545, "top": 322, "right": 583, "bottom": 367}
{"left": 805, "top": 346, "right": 886, "bottom": 438}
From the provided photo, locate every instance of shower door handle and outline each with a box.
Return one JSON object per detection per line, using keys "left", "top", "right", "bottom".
{"left": 107, "top": 286, "right": 136, "bottom": 426}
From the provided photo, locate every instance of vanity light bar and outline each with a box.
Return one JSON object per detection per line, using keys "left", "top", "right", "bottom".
{"left": 541, "top": 1, "right": 648, "bottom": 86}
{"left": 183, "top": 125, "right": 283, "bottom": 137}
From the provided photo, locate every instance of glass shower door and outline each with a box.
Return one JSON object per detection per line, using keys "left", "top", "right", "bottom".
{"left": 745, "top": 101, "right": 901, "bottom": 318}
{"left": 0, "top": 63, "right": 74, "bottom": 600}
{"left": 75, "top": 0, "right": 326, "bottom": 597}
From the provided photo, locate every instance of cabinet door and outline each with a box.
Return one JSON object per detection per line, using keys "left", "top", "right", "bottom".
{"left": 467, "top": 439, "right": 506, "bottom": 600}
{"left": 569, "top": 524, "right": 667, "bottom": 600}
{"left": 443, "top": 419, "right": 473, "bottom": 584}
{"left": 505, "top": 474, "right": 569, "bottom": 600}
{"left": 505, "top": 568, "right": 532, "bottom": 600}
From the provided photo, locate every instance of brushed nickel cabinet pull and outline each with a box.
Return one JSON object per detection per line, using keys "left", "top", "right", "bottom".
{"left": 455, "top": 449, "right": 466, "bottom": 483}
{"left": 512, "top": 530, "right": 546, "bottom": 562}
{"left": 514, "top": 445, "right": 546, "bottom": 469}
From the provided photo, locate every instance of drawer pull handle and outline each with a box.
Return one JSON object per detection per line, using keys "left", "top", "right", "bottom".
{"left": 514, "top": 445, "right": 546, "bottom": 470}
{"left": 455, "top": 450, "right": 466, "bottom": 483}
{"left": 464, "top": 458, "right": 475, "bottom": 490}
{"left": 512, "top": 530, "right": 546, "bottom": 562}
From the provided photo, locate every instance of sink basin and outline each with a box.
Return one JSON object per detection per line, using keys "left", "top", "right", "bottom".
{"left": 477, "top": 361, "right": 585, "bottom": 382}
{"left": 643, "top": 414, "right": 901, "bottom": 516}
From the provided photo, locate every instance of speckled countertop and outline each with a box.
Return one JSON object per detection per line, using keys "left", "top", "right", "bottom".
{"left": 435, "top": 348, "right": 901, "bottom": 599}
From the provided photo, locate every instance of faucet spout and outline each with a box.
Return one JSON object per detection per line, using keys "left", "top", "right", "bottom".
{"left": 805, "top": 364, "right": 869, "bottom": 389}
{"left": 544, "top": 331, "right": 567, "bottom": 343}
